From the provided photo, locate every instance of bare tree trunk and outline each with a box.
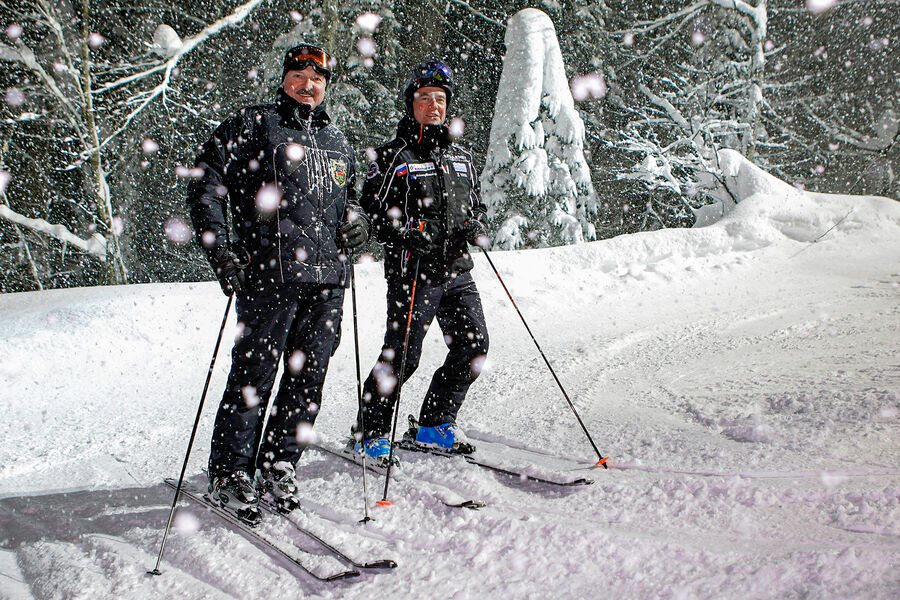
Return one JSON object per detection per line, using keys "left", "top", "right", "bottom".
{"left": 744, "top": 0, "right": 767, "bottom": 160}
{"left": 80, "top": 0, "right": 127, "bottom": 285}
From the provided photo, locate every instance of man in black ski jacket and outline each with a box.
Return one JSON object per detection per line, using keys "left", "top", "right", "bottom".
{"left": 187, "top": 43, "right": 368, "bottom": 525}
{"left": 350, "top": 60, "right": 490, "bottom": 465}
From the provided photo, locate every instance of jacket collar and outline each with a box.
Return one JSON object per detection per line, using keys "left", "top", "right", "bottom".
{"left": 276, "top": 88, "right": 331, "bottom": 131}
{"left": 397, "top": 116, "right": 450, "bottom": 153}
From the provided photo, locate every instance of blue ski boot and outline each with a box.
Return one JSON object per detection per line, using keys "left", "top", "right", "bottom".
{"left": 414, "top": 420, "right": 476, "bottom": 454}
{"left": 351, "top": 436, "right": 399, "bottom": 468}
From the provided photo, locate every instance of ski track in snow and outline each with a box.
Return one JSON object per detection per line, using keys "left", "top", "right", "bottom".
{"left": 0, "top": 182, "right": 898, "bottom": 598}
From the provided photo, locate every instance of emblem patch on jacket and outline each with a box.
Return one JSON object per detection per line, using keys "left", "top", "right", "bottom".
{"left": 331, "top": 160, "right": 347, "bottom": 186}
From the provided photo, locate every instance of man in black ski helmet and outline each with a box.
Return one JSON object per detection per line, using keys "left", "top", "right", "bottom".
{"left": 187, "top": 43, "right": 369, "bottom": 525}
{"left": 350, "top": 59, "right": 490, "bottom": 465}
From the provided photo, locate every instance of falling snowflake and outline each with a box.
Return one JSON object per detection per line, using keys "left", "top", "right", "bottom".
{"left": 173, "top": 511, "right": 201, "bottom": 534}
{"left": 449, "top": 117, "right": 465, "bottom": 138}
{"left": 806, "top": 0, "right": 837, "bottom": 14}
{"left": 256, "top": 184, "right": 281, "bottom": 214}
{"left": 356, "top": 12, "right": 382, "bottom": 32}
{"left": 570, "top": 73, "right": 607, "bottom": 102}
{"left": 470, "top": 354, "right": 487, "bottom": 375}
{"left": 141, "top": 138, "right": 160, "bottom": 154}
{"left": 112, "top": 216, "right": 125, "bottom": 236}
{"left": 295, "top": 422, "right": 318, "bottom": 444}
{"left": 0, "top": 170, "right": 10, "bottom": 195}
{"left": 201, "top": 231, "right": 217, "bottom": 248}
{"left": 288, "top": 350, "right": 306, "bottom": 373}
{"left": 365, "top": 147, "right": 378, "bottom": 162}
{"left": 357, "top": 37, "right": 377, "bottom": 58}
{"left": 5, "top": 88, "right": 25, "bottom": 107}
{"left": 286, "top": 143, "right": 305, "bottom": 162}
{"left": 289, "top": 10, "right": 302, "bottom": 22}
{"left": 175, "top": 166, "right": 204, "bottom": 179}
{"left": 88, "top": 33, "right": 105, "bottom": 48}
{"left": 6, "top": 24, "right": 22, "bottom": 40}
{"left": 691, "top": 31, "right": 706, "bottom": 46}
{"left": 820, "top": 471, "right": 846, "bottom": 488}
{"left": 164, "top": 216, "right": 192, "bottom": 244}
{"left": 242, "top": 386, "right": 260, "bottom": 408}
{"left": 623, "top": 32, "right": 634, "bottom": 46}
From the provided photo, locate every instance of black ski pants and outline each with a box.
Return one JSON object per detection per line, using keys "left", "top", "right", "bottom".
{"left": 208, "top": 284, "right": 343, "bottom": 478}
{"left": 357, "top": 270, "right": 489, "bottom": 439}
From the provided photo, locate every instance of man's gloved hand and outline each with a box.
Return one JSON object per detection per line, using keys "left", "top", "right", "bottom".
{"left": 339, "top": 212, "right": 369, "bottom": 250}
{"left": 207, "top": 246, "right": 248, "bottom": 297}
{"left": 462, "top": 218, "right": 490, "bottom": 248}
{"left": 400, "top": 228, "right": 436, "bottom": 257}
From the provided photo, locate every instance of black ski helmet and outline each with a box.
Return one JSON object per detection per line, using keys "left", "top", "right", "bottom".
{"left": 282, "top": 43, "right": 333, "bottom": 82}
{"left": 402, "top": 59, "right": 454, "bottom": 116}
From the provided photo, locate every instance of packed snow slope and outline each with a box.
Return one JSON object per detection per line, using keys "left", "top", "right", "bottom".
{"left": 1, "top": 161, "right": 898, "bottom": 599}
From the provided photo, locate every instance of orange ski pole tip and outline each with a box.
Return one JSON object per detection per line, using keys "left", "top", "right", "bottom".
{"left": 376, "top": 500, "right": 393, "bottom": 507}
{"left": 594, "top": 457, "right": 609, "bottom": 468}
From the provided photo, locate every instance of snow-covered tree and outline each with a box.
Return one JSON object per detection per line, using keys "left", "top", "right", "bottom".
{"left": 480, "top": 8, "right": 598, "bottom": 250}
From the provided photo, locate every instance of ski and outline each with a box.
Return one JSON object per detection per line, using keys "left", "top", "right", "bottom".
{"left": 312, "top": 443, "right": 487, "bottom": 510}
{"left": 164, "top": 478, "right": 360, "bottom": 581}
{"left": 396, "top": 440, "right": 594, "bottom": 487}
{"left": 256, "top": 498, "right": 398, "bottom": 570}
{"left": 399, "top": 417, "right": 595, "bottom": 487}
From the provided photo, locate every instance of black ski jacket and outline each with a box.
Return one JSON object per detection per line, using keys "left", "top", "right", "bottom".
{"left": 361, "top": 116, "right": 486, "bottom": 282}
{"left": 187, "top": 89, "right": 363, "bottom": 289}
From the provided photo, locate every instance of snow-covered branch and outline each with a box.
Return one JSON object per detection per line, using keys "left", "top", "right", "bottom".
{"left": 0, "top": 40, "right": 85, "bottom": 139}
{"left": 443, "top": 0, "right": 506, "bottom": 29}
{"left": 638, "top": 84, "right": 692, "bottom": 134}
{"left": 0, "top": 204, "right": 107, "bottom": 258}
{"left": 97, "top": 0, "right": 265, "bottom": 150}
{"left": 614, "top": 1, "right": 709, "bottom": 35}
{"left": 803, "top": 105, "right": 899, "bottom": 152}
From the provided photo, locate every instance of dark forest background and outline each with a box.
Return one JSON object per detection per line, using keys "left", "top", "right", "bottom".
{"left": 1, "top": 0, "right": 896, "bottom": 292}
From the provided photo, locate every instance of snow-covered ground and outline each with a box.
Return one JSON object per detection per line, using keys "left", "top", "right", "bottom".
{"left": 0, "top": 160, "right": 898, "bottom": 598}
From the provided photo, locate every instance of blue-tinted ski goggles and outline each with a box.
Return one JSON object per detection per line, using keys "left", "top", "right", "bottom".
{"left": 411, "top": 61, "right": 452, "bottom": 86}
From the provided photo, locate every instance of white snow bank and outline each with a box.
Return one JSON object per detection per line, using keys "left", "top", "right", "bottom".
{"left": 695, "top": 149, "right": 898, "bottom": 234}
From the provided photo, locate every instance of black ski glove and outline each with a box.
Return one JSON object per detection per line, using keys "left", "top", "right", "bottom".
{"left": 339, "top": 212, "right": 369, "bottom": 250}
{"left": 400, "top": 228, "right": 436, "bottom": 257}
{"left": 207, "top": 246, "right": 248, "bottom": 297}
{"left": 462, "top": 218, "right": 490, "bottom": 248}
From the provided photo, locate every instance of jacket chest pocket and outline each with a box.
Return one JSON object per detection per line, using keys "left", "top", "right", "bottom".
{"left": 276, "top": 144, "right": 348, "bottom": 208}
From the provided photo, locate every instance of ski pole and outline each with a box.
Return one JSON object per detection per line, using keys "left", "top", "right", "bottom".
{"left": 478, "top": 247, "right": 608, "bottom": 468}
{"left": 379, "top": 257, "right": 421, "bottom": 505}
{"left": 148, "top": 294, "right": 234, "bottom": 576}
{"left": 348, "top": 261, "right": 373, "bottom": 523}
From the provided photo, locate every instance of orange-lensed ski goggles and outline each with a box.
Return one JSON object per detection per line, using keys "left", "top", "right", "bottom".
{"left": 283, "top": 44, "right": 333, "bottom": 78}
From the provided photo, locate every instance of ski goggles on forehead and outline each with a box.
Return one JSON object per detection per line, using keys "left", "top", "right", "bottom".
{"left": 413, "top": 61, "right": 452, "bottom": 83}
{"left": 284, "top": 44, "right": 333, "bottom": 71}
